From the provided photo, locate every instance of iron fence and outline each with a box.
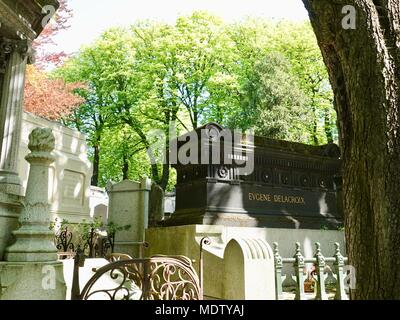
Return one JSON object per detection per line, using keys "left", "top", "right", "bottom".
{"left": 274, "top": 242, "right": 349, "bottom": 300}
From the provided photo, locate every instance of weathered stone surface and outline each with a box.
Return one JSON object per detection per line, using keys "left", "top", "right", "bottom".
{"left": 224, "top": 238, "right": 275, "bottom": 300}
{"left": 0, "top": 41, "right": 29, "bottom": 196}
{"left": 18, "top": 112, "right": 92, "bottom": 223}
{"left": 0, "top": 194, "right": 20, "bottom": 260}
{"left": 0, "top": 261, "right": 65, "bottom": 300}
{"left": 149, "top": 183, "right": 165, "bottom": 226}
{"left": 5, "top": 128, "right": 58, "bottom": 262}
{"left": 0, "top": 0, "right": 59, "bottom": 41}
{"left": 0, "top": 0, "right": 60, "bottom": 267}
{"left": 108, "top": 178, "right": 151, "bottom": 257}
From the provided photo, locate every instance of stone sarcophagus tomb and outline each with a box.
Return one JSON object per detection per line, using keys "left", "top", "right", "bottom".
{"left": 166, "top": 123, "right": 343, "bottom": 229}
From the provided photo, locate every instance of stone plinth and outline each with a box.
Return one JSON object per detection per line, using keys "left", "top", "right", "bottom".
{"left": 0, "top": 261, "right": 65, "bottom": 300}
{"left": 0, "top": 192, "right": 20, "bottom": 260}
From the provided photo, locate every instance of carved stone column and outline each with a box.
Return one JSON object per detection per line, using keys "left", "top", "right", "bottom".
{"left": 0, "top": 38, "right": 31, "bottom": 196}
{"left": 5, "top": 128, "right": 58, "bottom": 262}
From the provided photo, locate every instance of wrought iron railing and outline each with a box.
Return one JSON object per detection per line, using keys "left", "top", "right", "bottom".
{"left": 273, "top": 242, "right": 349, "bottom": 300}
{"left": 71, "top": 249, "right": 202, "bottom": 300}
{"left": 54, "top": 227, "right": 115, "bottom": 259}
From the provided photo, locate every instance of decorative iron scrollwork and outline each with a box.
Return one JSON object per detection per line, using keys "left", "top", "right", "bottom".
{"left": 54, "top": 226, "right": 115, "bottom": 259}
{"left": 78, "top": 256, "right": 202, "bottom": 300}
{"left": 55, "top": 227, "right": 75, "bottom": 254}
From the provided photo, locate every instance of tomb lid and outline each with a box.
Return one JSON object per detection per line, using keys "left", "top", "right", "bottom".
{"left": 174, "top": 122, "right": 341, "bottom": 160}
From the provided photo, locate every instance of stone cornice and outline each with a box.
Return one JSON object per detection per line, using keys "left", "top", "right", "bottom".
{"left": 0, "top": 1, "right": 37, "bottom": 40}
{"left": 0, "top": 0, "right": 60, "bottom": 41}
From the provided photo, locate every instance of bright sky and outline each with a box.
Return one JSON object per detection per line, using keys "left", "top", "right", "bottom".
{"left": 52, "top": 0, "right": 309, "bottom": 54}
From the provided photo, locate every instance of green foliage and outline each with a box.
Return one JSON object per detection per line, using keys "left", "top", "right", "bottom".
{"left": 52, "top": 217, "right": 131, "bottom": 237}
{"left": 55, "top": 12, "right": 337, "bottom": 190}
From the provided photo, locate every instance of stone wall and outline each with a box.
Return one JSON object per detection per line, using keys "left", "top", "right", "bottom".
{"left": 18, "top": 112, "right": 92, "bottom": 223}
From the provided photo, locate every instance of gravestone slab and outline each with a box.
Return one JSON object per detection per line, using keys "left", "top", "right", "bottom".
{"left": 107, "top": 178, "right": 151, "bottom": 257}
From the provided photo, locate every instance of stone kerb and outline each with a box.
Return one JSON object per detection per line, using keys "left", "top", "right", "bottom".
{"left": 223, "top": 238, "right": 275, "bottom": 300}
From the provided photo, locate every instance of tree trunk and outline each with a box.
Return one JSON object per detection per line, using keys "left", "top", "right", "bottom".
{"left": 311, "top": 106, "right": 319, "bottom": 145}
{"left": 158, "top": 134, "right": 171, "bottom": 190}
{"left": 302, "top": 0, "right": 400, "bottom": 299}
{"left": 91, "top": 144, "right": 100, "bottom": 186}
{"left": 324, "top": 109, "right": 334, "bottom": 143}
{"left": 122, "top": 152, "right": 129, "bottom": 180}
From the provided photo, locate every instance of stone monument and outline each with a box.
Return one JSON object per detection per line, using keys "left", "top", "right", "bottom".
{"left": 19, "top": 112, "right": 92, "bottom": 223}
{"left": 1, "top": 128, "right": 66, "bottom": 299}
{"left": 0, "top": 0, "right": 59, "bottom": 260}
{"left": 167, "top": 123, "right": 343, "bottom": 229}
{"left": 146, "top": 123, "right": 346, "bottom": 300}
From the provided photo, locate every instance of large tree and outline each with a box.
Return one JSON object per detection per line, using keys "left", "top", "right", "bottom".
{"left": 302, "top": 0, "right": 400, "bottom": 299}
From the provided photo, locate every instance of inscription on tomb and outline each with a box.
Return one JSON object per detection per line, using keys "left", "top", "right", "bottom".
{"left": 248, "top": 192, "right": 306, "bottom": 205}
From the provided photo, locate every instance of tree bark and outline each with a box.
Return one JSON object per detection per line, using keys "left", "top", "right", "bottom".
{"left": 324, "top": 109, "right": 334, "bottom": 143}
{"left": 302, "top": 0, "right": 400, "bottom": 299}
{"left": 91, "top": 144, "right": 100, "bottom": 186}
{"left": 122, "top": 152, "right": 129, "bottom": 180}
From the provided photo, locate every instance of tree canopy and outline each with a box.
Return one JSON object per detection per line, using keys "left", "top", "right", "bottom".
{"left": 53, "top": 12, "right": 337, "bottom": 189}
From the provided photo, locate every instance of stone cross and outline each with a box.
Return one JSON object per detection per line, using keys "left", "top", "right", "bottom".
{"left": 5, "top": 128, "right": 58, "bottom": 262}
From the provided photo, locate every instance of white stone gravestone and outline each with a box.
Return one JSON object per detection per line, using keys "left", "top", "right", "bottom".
{"left": 107, "top": 178, "right": 151, "bottom": 258}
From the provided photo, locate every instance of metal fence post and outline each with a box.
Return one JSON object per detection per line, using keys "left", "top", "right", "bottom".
{"left": 293, "top": 242, "right": 306, "bottom": 300}
{"left": 200, "top": 237, "right": 211, "bottom": 300}
{"left": 333, "top": 242, "right": 348, "bottom": 300}
{"left": 71, "top": 247, "right": 86, "bottom": 300}
{"left": 273, "top": 242, "right": 283, "bottom": 300}
{"left": 314, "top": 242, "right": 328, "bottom": 300}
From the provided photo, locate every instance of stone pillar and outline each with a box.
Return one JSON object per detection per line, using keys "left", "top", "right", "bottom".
{"left": 5, "top": 128, "right": 58, "bottom": 262}
{"left": 0, "top": 128, "right": 66, "bottom": 300}
{"left": 0, "top": 38, "right": 30, "bottom": 196}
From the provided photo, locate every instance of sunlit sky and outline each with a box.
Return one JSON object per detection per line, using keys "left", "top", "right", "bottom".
{"left": 52, "top": 0, "right": 309, "bottom": 54}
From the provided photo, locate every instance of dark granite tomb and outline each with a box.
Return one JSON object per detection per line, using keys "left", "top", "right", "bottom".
{"left": 165, "top": 123, "right": 343, "bottom": 229}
